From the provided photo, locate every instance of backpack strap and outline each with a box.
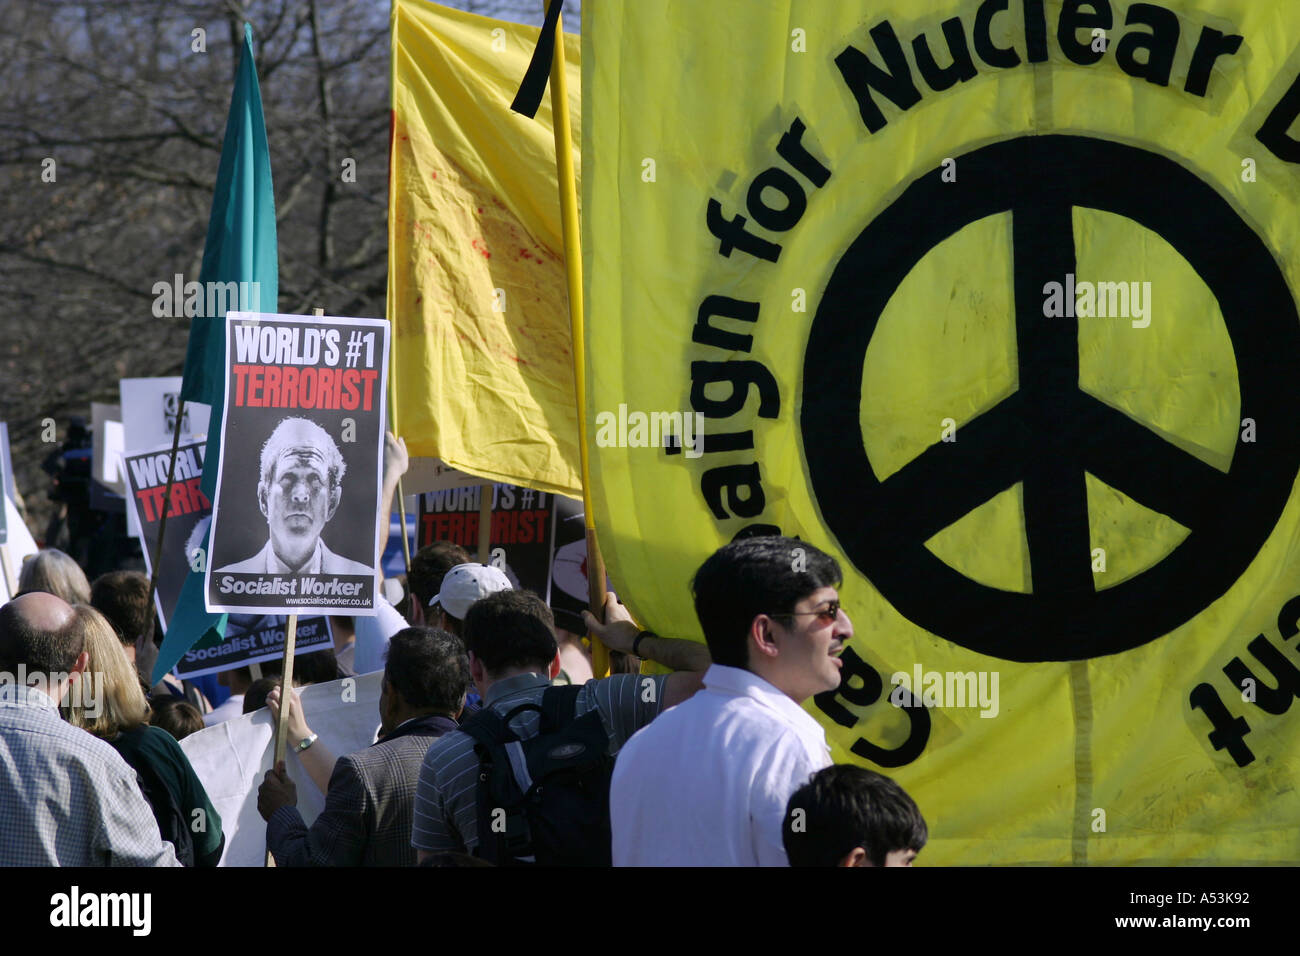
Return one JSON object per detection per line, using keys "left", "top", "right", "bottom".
{"left": 459, "top": 699, "right": 547, "bottom": 865}
{"left": 461, "top": 700, "right": 544, "bottom": 749}
{"left": 459, "top": 708, "right": 512, "bottom": 864}
{"left": 539, "top": 683, "right": 584, "bottom": 734}
{"left": 500, "top": 702, "right": 545, "bottom": 734}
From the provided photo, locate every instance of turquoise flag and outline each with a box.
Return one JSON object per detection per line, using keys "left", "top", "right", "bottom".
{"left": 155, "top": 23, "right": 278, "bottom": 683}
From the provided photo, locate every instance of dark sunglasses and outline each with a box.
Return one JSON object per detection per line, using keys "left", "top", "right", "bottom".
{"left": 765, "top": 601, "right": 842, "bottom": 626}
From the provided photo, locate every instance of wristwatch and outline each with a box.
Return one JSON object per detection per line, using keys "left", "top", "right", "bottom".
{"left": 632, "top": 630, "right": 656, "bottom": 659}
{"left": 295, "top": 733, "right": 318, "bottom": 753}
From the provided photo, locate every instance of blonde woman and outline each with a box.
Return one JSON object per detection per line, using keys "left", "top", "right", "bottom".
{"left": 63, "top": 605, "right": 225, "bottom": 867}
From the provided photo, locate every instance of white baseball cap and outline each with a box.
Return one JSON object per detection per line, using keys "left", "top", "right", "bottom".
{"left": 430, "top": 563, "right": 513, "bottom": 619}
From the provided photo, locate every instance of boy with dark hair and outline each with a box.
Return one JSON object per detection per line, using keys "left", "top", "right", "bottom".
{"left": 610, "top": 535, "right": 851, "bottom": 866}
{"left": 241, "top": 676, "right": 280, "bottom": 714}
{"left": 150, "top": 698, "right": 205, "bottom": 741}
{"left": 385, "top": 626, "right": 471, "bottom": 716}
{"left": 460, "top": 588, "right": 557, "bottom": 676}
{"left": 407, "top": 541, "right": 472, "bottom": 615}
{"left": 89, "top": 570, "right": 152, "bottom": 659}
{"left": 784, "top": 764, "right": 927, "bottom": 867}
{"left": 691, "top": 535, "right": 843, "bottom": 669}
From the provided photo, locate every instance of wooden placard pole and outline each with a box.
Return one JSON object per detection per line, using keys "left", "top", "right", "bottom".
{"left": 477, "top": 482, "right": 493, "bottom": 564}
{"left": 263, "top": 612, "right": 296, "bottom": 868}
{"left": 266, "top": 305, "right": 325, "bottom": 865}
{"left": 396, "top": 477, "right": 413, "bottom": 574}
{"left": 270, "top": 307, "right": 328, "bottom": 763}
{"left": 142, "top": 393, "right": 189, "bottom": 669}
{"left": 270, "top": 614, "right": 299, "bottom": 767}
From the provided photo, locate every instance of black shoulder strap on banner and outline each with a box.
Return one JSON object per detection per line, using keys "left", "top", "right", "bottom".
{"left": 510, "top": 0, "right": 565, "bottom": 119}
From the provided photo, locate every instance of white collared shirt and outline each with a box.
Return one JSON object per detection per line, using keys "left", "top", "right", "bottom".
{"left": 265, "top": 539, "right": 324, "bottom": 574}
{"left": 610, "top": 663, "right": 831, "bottom": 866}
{"left": 202, "top": 694, "right": 245, "bottom": 727}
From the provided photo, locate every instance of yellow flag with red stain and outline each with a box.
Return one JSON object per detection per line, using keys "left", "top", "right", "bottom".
{"left": 388, "top": 0, "right": 581, "bottom": 497}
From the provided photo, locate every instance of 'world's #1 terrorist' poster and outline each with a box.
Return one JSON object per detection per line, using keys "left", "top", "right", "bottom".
{"left": 123, "top": 440, "right": 210, "bottom": 629}
{"left": 122, "top": 439, "right": 333, "bottom": 676}
{"left": 205, "top": 312, "right": 389, "bottom": 616}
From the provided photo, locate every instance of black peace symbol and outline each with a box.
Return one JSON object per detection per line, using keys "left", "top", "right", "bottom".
{"left": 801, "top": 135, "right": 1300, "bottom": 662}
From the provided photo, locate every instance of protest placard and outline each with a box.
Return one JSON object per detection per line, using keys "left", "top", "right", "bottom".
{"left": 417, "top": 483, "right": 570, "bottom": 595}
{"left": 176, "top": 613, "right": 332, "bottom": 679}
{"left": 180, "top": 672, "right": 381, "bottom": 866}
{"left": 205, "top": 312, "right": 389, "bottom": 615}
{"left": 122, "top": 439, "right": 332, "bottom": 675}
{"left": 0, "top": 422, "right": 18, "bottom": 596}
{"left": 89, "top": 402, "right": 126, "bottom": 516}
{"left": 120, "top": 376, "right": 210, "bottom": 452}
{"left": 547, "top": 494, "right": 594, "bottom": 632}
{"left": 122, "top": 440, "right": 211, "bottom": 629}
{"left": 0, "top": 496, "right": 36, "bottom": 603}
{"left": 404, "top": 457, "right": 476, "bottom": 495}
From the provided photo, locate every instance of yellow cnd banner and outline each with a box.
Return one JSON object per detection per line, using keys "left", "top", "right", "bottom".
{"left": 389, "top": 0, "right": 582, "bottom": 498}
{"left": 583, "top": 0, "right": 1300, "bottom": 863}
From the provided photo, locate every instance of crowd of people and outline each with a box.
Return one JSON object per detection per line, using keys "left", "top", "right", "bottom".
{"left": 0, "top": 434, "right": 928, "bottom": 867}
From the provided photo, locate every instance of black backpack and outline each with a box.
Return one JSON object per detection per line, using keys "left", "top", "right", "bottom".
{"left": 461, "top": 684, "right": 614, "bottom": 866}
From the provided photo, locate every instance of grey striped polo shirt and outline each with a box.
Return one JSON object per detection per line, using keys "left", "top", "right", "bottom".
{"left": 411, "top": 671, "right": 666, "bottom": 855}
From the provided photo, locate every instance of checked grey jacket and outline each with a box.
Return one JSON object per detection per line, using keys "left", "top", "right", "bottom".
{"left": 266, "top": 714, "right": 458, "bottom": 866}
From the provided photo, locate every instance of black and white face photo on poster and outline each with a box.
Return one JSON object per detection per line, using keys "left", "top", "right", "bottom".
{"left": 218, "top": 417, "right": 372, "bottom": 577}
{"left": 205, "top": 313, "right": 388, "bottom": 616}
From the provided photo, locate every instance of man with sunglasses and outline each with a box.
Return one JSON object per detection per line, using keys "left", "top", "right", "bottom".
{"left": 608, "top": 535, "right": 851, "bottom": 866}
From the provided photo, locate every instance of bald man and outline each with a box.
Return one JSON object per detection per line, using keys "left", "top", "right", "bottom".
{"left": 0, "top": 593, "right": 180, "bottom": 865}
{"left": 219, "top": 417, "right": 372, "bottom": 575}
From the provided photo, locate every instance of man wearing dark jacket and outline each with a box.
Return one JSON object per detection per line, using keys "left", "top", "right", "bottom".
{"left": 256, "top": 627, "right": 468, "bottom": 866}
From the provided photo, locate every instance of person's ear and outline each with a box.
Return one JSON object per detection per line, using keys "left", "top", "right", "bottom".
{"left": 839, "top": 847, "right": 869, "bottom": 867}
{"left": 468, "top": 651, "right": 486, "bottom": 686}
{"left": 549, "top": 650, "right": 562, "bottom": 680}
{"left": 409, "top": 598, "right": 425, "bottom": 626}
{"left": 257, "top": 481, "right": 270, "bottom": 518}
{"left": 60, "top": 650, "right": 90, "bottom": 701}
{"left": 325, "top": 482, "right": 342, "bottom": 521}
{"left": 749, "top": 615, "right": 781, "bottom": 661}
{"left": 382, "top": 677, "right": 403, "bottom": 712}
